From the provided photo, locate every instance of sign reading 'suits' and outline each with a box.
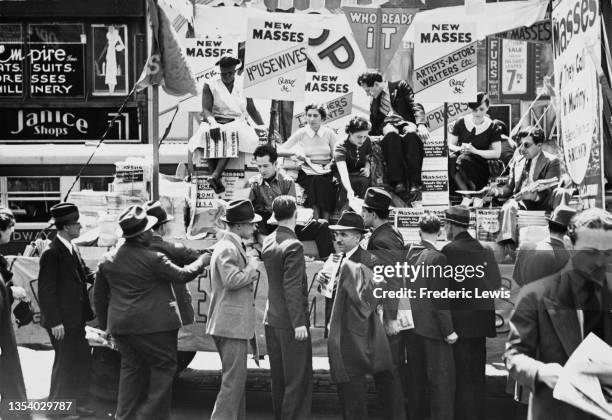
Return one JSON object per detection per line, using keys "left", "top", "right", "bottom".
{"left": 244, "top": 18, "right": 308, "bottom": 101}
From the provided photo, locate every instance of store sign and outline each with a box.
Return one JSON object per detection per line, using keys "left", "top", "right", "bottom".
{"left": 495, "top": 20, "right": 552, "bottom": 43}
{"left": 0, "top": 43, "right": 24, "bottom": 96}
{"left": 0, "top": 107, "right": 140, "bottom": 141}
{"left": 501, "top": 40, "right": 528, "bottom": 95}
{"left": 29, "top": 43, "right": 85, "bottom": 97}
{"left": 487, "top": 38, "right": 501, "bottom": 100}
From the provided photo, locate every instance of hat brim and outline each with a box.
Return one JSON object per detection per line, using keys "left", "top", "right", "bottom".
{"left": 220, "top": 213, "right": 262, "bottom": 224}
{"left": 329, "top": 225, "right": 368, "bottom": 232}
{"left": 441, "top": 217, "right": 470, "bottom": 227}
{"left": 362, "top": 203, "right": 394, "bottom": 212}
{"left": 156, "top": 214, "right": 175, "bottom": 225}
{"left": 546, "top": 218, "right": 569, "bottom": 229}
{"left": 123, "top": 215, "right": 158, "bottom": 238}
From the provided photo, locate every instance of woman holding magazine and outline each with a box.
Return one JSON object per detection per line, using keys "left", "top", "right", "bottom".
{"left": 278, "top": 103, "right": 339, "bottom": 219}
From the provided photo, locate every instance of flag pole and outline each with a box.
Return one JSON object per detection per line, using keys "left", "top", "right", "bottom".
{"left": 152, "top": 84, "right": 160, "bottom": 200}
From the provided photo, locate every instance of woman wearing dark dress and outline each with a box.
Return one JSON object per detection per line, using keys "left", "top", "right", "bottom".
{"left": 0, "top": 208, "right": 30, "bottom": 419}
{"left": 448, "top": 92, "right": 501, "bottom": 206}
{"left": 333, "top": 116, "right": 373, "bottom": 199}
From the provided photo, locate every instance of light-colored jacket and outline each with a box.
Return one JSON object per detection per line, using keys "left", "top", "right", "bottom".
{"left": 206, "top": 232, "right": 258, "bottom": 339}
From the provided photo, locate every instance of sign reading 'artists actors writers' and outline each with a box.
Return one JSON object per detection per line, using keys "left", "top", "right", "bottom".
{"left": 413, "top": 22, "right": 478, "bottom": 103}
{"left": 0, "top": 107, "right": 139, "bottom": 141}
{"left": 244, "top": 17, "right": 308, "bottom": 101}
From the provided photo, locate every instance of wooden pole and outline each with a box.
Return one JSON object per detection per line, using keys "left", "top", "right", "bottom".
{"left": 268, "top": 100, "right": 278, "bottom": 146}
{"left": 152, "top": 84, "right": 160, "bottom": 200}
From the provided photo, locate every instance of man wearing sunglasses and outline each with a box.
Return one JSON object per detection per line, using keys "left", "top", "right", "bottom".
{"left": 489, "top": 127, "right": 561, "bottom": 245}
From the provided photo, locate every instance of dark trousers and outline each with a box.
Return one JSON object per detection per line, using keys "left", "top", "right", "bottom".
{"left": 114, "top": 330, "right": 178, "bottom": 420}
{"left": 257, "top": 216, "right": 334, "bottom": 259}
{"left": 211, "top": 336, "right": 248, "bottom": 420}
{"left": 453, "top": 337, "right": 486, "bottom": 420}
{"left": 380, "top": 132, "right": 424, "bottom": 185}
{"left": 337, "top": 370, "right": 405, "bottom": 420}
{"left": 47, "top": 325, "right": 91, "bottom": 406}
{"left": 265, "top": 325, "right": 313, "bottom": 420}
{"left": 403, "top": 332, "right": 456, "bottom": 420}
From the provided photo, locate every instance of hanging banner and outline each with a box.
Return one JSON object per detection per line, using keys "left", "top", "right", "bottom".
{"left": 553, "top": 0, "right": 603, "bottom": 208}
{"left": 184, "top": 37, "right": 239, "bottom": 89}
{"left": 342, "top": 6, "right": 417, "bottom": 72}
{"left": 413, "top": 22, "right": 478, "bottom": 103}
{"left": 494, "top": 19, "right": 552, "bottom": 43}
{"left": 244, "top": 17, "right": 308, "bottom": 100}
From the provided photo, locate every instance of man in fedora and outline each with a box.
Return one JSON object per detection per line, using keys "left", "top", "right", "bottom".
{"left": 94, "top": 205, "right": 209, "bottom": 420}
{"left": 326, "top": 210, "right": 406, "bottom": 419}
{"left": 441, "top": 205, "right": 501, "bottom": 420}
{"left": 261, "top": 195, "right": 312, "bottom": 420}
{"left": 513, "top": 204, "right": 576, "bottom": 287}
{"left": 38, "top": 202, "right": 96, "bottom": 417}
{"left": 207, "top": 200, "right": 261, "bottom": 420}
{"left": 201, "top": 54, "right": 266, "bottom": 194}
{"left": 146, "top": 201, "right": 212, "bottom": 326}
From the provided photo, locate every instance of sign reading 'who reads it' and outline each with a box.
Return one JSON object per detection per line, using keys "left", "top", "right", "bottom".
{"left": 244, "top": 18, "right": 308, "bottom": 101}
{"left": 413, "top": 22, "right": 477, "bottom": 103}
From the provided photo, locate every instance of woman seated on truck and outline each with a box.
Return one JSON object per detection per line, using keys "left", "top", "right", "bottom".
{"left": 333, "top": 116, "right": 372, "bottom": 200}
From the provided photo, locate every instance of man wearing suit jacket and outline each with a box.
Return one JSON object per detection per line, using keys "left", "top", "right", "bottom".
{"left": 146, "top": 201, "right": 211, "bottom": 325}
{"left": 505, "top": 208, "right": 612, "bottom": 420}
{"left": 94, "top": 205, "right": 208, "bottom": 420}
{"left": 490, "top": 127, "right": 561, "bottom": 244}
{"left": 358, "top": 70, "right": 429, "bottom": 194}
{"left": 513, "top": 204, "right": 575, "bottom": 287}
{"left": 441, "top": 206, "right": 501, "bottom": 420}
{"left": 207, "top": 200, "right": 261, "bottom": 420}
{"left": 405, "top": 213, "right": 457, "bottom": 420}
{"left": 38, "top": 203, "right": 96, "bottom": 417}
{"left": 326, "top": 211, "right": 406, "bottom": 420}
{"left": 261, "top": 196, "right": 312, "bottom": 420}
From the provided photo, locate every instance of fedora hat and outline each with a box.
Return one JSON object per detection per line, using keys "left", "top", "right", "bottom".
{"left": 146, "top": 201, "right": 174, "bottom": 227}
{"left": 362, "top": 187, "right": 393, "bottom": 211}
{"left": 442, "top": 205, "right": 470, "bottom": 227}
{"left": 329, "top": 211, "right": 368, "bottom": 232}
{"left": 221, "top": 200, "right": 262, "bottom": 224}
{"left": 50, "top": 202, "right": 80, "bottom": 225}
{"left": 119, "top": 205, "right": 158, "bottom": 238}
{"left": 547, "top": 204, "right": 577, "bottom": 229}
{"left": 215, "top": 55, "right": 242, "bottom": 70}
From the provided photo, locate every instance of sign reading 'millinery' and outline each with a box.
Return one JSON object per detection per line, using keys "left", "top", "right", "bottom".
{"left": 29, "top": 43, "right": 85, "bottom": 97}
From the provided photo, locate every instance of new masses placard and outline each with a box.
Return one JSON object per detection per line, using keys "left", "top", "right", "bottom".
{"left": 244, "top": 18, "right": 308, "bottom": 101}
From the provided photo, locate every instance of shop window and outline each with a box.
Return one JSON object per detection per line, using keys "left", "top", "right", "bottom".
{"left": 92, "top": 24, "right": 129, "bottom": 96}
{"left": 80, "top": 176, "right": 114, "bottom": 192}
{"left": 7, "top": 177, "right": 61, "bottom": 223}
{"left": 0, "top": 23, "right": 24, "bottom": 97}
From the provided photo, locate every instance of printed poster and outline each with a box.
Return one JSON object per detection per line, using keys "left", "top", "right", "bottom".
{"left": 413, "top": 22, "right": 478, "bottom": 103}
{"left": 183, "top": 37, "right": 239, "bottom": 90}
{"left": 553, "top": 0, "right": 603, "bottom": 208}
{"left": 244, "top": 17, "right": 308, "bottom": 101}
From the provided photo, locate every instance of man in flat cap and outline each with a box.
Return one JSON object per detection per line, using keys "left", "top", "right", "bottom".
{"left": 38, "top": 202, "right": 96, "bottom": 417}
{"left": 200, "top": 54, "right": 266, "bottom": 194}
{"left": 94, "top": 205, "right": 209, "bottom": 420}
{"left": 441, "top": 205, "right": 501, "bottom": 420}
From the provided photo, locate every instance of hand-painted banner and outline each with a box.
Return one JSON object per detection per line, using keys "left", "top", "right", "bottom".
{"left": 343, "top": 6, "right": 417, "bottom": 72}
{"left": 293, "top": 93, "right": 353, "bottom": 130}
{"left": 184, "top": 38, "right": 238, "bottom": 89}
{"left": 553, "top": 0, "right": 603, "bottom": 207}
{"left": 244, "top": 17, "right": 308, "bottom": 100}
{"left": 494, "top": 19, "right": 551, "bottom": 43}
{"left": 413, "top": 22, "right": 478, "bottom": 103}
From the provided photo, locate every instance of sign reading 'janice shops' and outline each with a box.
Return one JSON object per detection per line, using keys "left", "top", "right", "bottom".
{"left": 413, "top": 22, "right": 477, "bottom": 103}
{"left": 552, "top": 0, "right": 603, "bottom": 207}
{"left": 0, "top": 107, "right": 139, "bottom": 141}
{"left": 244, "top": 18, "right": 308, "bottom": 101}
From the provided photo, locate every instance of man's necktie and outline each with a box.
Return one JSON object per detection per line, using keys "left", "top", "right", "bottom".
{"left": 518, "top": 158, "right": 532, "bottom": 189}
{"left": 380, "top": 92, "right": 391, "bottom": 116}
{"left": 583, "top": 281, "right": 604, "bottom": 339}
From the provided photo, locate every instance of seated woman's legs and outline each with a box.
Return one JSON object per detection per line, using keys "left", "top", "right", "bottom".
{"left": 208, "top": 157, "right": 230, "bottom": 193}
{"left": 349, "top": 175, "right": 371, "bottom": 198}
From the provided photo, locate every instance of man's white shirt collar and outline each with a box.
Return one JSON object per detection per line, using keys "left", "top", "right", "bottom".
{"left": 57, "top": 234, "right": 73, "bottom": 254}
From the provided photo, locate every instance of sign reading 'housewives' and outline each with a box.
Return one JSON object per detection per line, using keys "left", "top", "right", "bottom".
{"left": 244, "top": 18, "right": 308, "bottom": 101}
{"left": 413, "top": 22, "right": 477, "bottom": 103}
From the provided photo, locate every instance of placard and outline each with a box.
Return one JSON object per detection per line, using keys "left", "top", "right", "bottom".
{"left": 413, "top": 22, "right": 478, "bottom": 103}
{"left": 92, "top": 24, "right": 129, "bottom": 96}
{"left": 184, "top": 37, "right": 239, "bottom": 89}
{"left": 29, "top": 43, "right": 85, "bottom": 97}
{"left": 501, "top": 40, "right": 528, "bottom": 95}
{"left": 394, "top": 206, "right": 446, "bottom": 244}
{"left": 0, "top": 107, "right": 140, "bottom": 141}
{"left": 553, "top": 0, "right": 603, "bottom": 208}
{"left": 476, "top": 209, "right": 500, "bottom": 242}
{"left": 244, "top": 17, "right": 308, "bottom": 100}
{"left": 495, "top": 19, "right": 552, "bottom": 43}
{"left": 421, "top": 170, "right": 449, "bottom": 206}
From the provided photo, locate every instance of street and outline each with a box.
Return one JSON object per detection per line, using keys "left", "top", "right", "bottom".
{"left": 17, "top": 347, "right": 345, "bottom": 420}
